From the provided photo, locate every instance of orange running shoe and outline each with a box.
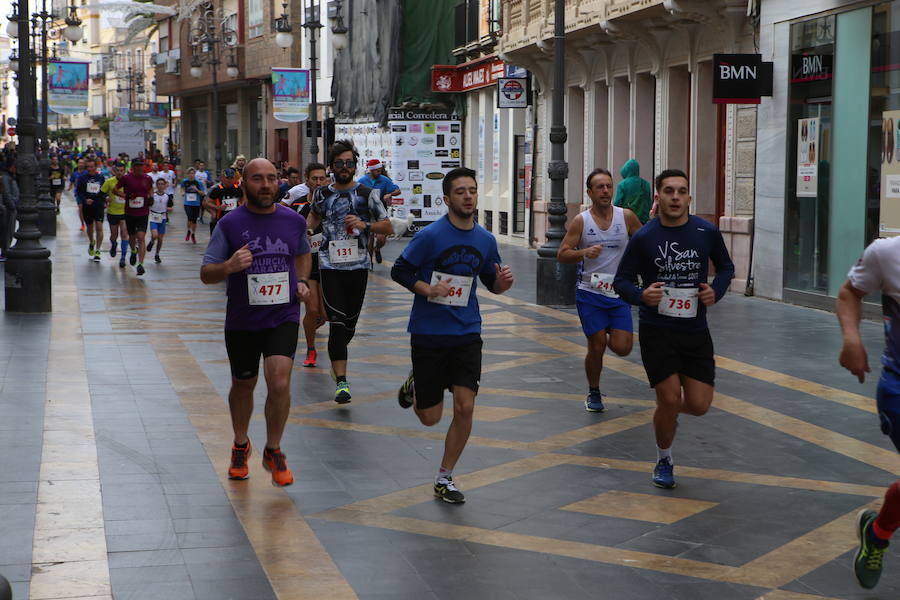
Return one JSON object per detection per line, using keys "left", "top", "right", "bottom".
{"left": 228, "top": 440, "right": 252, "bottom": 480}
{"left": 262, "top": 447, "right": 294, "bottom": 486}
{"left": 302, "top": 348, "right": 317, "bottom": 367}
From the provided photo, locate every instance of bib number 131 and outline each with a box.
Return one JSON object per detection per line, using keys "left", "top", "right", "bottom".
{"left": 658, "top": 287, "right": 698, "bottom": 318}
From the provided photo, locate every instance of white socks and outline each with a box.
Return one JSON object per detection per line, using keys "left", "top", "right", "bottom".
{"left": 657, "top": 446, "right": 672, "bottom": 464}
{"left": 436, "top": 467, "right": 452, "bottom": 483}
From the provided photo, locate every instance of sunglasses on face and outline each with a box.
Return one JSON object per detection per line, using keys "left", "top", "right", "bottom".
{"left": 333, "top": 159, "right": 356, "bottom": 169}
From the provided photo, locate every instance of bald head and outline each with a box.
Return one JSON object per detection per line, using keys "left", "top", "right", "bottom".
{"left": 243, "top": 157, "right": 275, "bottom": 178}
{"left": 242, "top": 158, "right": 277, "bottom": 210}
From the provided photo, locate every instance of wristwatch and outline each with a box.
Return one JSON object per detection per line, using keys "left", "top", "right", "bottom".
{"left": 298, "top": 279, "right": 309, "bottom": 285}
{"left": 364, "top": 223, "right": 371, "bottom": 235}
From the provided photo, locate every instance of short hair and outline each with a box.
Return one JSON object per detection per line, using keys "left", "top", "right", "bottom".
{"left": 304, "top": 162, "right": 326, "bottom": 177}
{"left": 328, "top": 139, "right": 358, "bottom": 167}
{"left": 655, "top": 169, "right": 689, "bottom": 191}
{"left": 586, "top": 168, "right": 613, "bottom": 190}
{"left": 285, "top": 167, "right": 300, "bottom": 177}
{"left": 443, "top": 167, "right": 477, "bottom": 196}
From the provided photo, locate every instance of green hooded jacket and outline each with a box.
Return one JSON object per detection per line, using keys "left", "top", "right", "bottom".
{"left": 613, "top": 159, "right": 652, "bottom": 223}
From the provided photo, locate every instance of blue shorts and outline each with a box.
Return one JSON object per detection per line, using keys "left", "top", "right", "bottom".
{"left": 877, "top": 369, "right": 900, "bottom": 453}
{"left": 150, "top": 220, "right": 167, "bottom": 235}
{"left": 575, "top": 288, "right": 633, "bottom": 337}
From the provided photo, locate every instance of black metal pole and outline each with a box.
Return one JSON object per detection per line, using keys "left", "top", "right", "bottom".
{"left": 535, "top": 0, "right": 574, "bottom": 306}
{"left": 168, "top": 95, "right": 174, "bottom": 163}
{"left": 307, "top": 9, "right": 320, "bottom": 163}
{"left": 211, "top": 38, "right": 221, "bottom": 175}
{"left": 36, "top": 0, "right": 55, "bottom": 236}
{"left": 5, "top": 0, "right": 52, "bottom": 312}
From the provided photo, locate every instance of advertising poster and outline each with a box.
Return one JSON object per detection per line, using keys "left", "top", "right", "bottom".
{"left": 492, "top": 111, "right": 500, "bottom": 185}
{"left": 147, "top": 102, "right": 169, "bottom": 130}
{"left": 386, "top": 110, "right": 462, "bottom": 228}
{"left": 271, "top": 68, "right": 310, "bottom": 122}
{"left": 880, "top": 110, "right": 900, "bottom": 236}
{"left": 335, "top": 122, "right": 389, "bottom": 174}
{"left": 478, "top": 116, "right": 485, "bottom": 184}
{"left": 524, "top": 123, "right": 534, "bottom": 209}
{"left": 796, "top": 117, "right": 819, "bottom": 198}
{"left": 109, "top": 121, "right": 145, "bottom": 158}
{"left": 48, "top": 60, "right": 89, "bottom": 115}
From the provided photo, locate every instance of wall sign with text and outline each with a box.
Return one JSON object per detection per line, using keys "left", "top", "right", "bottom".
{"left": 713, "top": 54, "right": 773, "bottom": 104}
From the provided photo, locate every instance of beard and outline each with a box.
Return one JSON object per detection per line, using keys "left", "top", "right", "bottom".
{"left": 334, "top": 170, "right": 353, "bottom": 185}
{"left": 448, "top": 204, "right": 474, "bottom": 219}
{"left": 246, "top": 188, "right": 273, "bottom": 208}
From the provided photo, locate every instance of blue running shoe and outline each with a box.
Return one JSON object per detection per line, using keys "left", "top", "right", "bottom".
{"left": 584, "top": 391, "right": 605, "bottom": 412}
{"left": 652, "top": 458, "right": 675, "bottom": 489}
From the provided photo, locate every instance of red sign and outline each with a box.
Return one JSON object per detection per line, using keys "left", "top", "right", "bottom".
{"left": 431, "top": 58, "right": 505, "bottom": 93}
{"left": 6, "top": 127, "right": 14, "bottom": 136}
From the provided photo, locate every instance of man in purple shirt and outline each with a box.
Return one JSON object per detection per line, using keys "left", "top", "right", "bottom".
{"left": 201, "top": 158, "right": 311, "bottom": 487}
{"left": 114, "top": 158, "right": 154, "bottom": 275}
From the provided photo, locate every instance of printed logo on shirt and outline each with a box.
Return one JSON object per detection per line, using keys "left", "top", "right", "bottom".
{"left": 434, "top": 244, "right": 485, "bottom": 277}
{"left": 655, "top": 241, "right": 702, "bottom": 281}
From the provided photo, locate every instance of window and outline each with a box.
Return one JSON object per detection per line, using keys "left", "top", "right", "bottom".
{"left": 248, "top": 0, "right": 263, "bottom": 38}
{"left": 159, "top": 19, "right": 169, "bottom": 54}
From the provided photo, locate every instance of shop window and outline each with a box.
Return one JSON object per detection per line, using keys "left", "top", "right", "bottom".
{"left": 870, "top": 3, "right": 900, "bottom": 241}
{"left": 784, "top": 15, "right": 834, "bottom": 293}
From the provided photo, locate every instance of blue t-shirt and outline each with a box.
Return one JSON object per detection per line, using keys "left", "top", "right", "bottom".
{"left": 358, "top": 174, "right": 400, "bottom": 196}
{"left": 76, "top": 173, "right": 106, "bottom": 204}
{"left": 392, "top": 215, "right": 501, "bottom": 338}
{"left": 70, "top": 170, "right": 86, "bottom": 199}
{"left": 181, "top": 179, "right": 205, "bottom": 205}
{"left": 613, "top": 215, "right": 735, "bottom": 331}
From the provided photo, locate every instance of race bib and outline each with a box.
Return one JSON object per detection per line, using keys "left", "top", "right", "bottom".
{"left": 589, "top": 273, "right": 618, "bottom": 298}
{"left": 309, "top": 233, "right": 323, "bottom": 254}
{"left": 186, "top": 193, "right": 198, "bottom": 204}
{"left": 658, "top": 287, "right": 698, "bottom": 319}
{"left": 149, "top": 211, "right": 165, "bottom": 224}
{"left": 51, "top": 178, "right": 61, "bottom": 186}
{"left": 128, "top": 196, "right": 144, "bottom": 209}
{"left": 328, "top": 239, "right": 358, "bottom": 264}
{"left": 427, "top": 271, "right": 473, "bottom": 307}
{"left": 112, "top": 195, "right": 125, "bottom": 205}
{"left": 223, "top": 197, "right": 237, "bottom": 211}
{"left": 86, "top": 182, "right": 101, "bottom": 194}
{"left": 247, "top": 272, "right": 290, "bottom": 305}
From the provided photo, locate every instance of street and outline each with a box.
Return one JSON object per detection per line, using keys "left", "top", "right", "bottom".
{"left": 0, "top": 196, "right": 896, "bottom": 600}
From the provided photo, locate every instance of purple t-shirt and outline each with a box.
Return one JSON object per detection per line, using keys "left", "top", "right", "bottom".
{"left": 202, "top": 204, "right": 310, "bottom": 331}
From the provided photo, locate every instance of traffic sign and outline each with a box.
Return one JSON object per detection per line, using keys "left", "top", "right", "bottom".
{"left": 7, "top": 127, "right": 15, "bottom": 136}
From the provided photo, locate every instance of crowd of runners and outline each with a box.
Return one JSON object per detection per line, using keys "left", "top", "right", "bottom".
{"left": 52, "top": 137, "right": 900, "bottom": 592}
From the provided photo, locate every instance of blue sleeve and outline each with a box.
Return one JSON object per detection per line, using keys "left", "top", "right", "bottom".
{"left": 400, "top": 228, "right": 430, "bottom": 267}
{"left": 384, "top": 177, "right": 399, "bottom": 194}
{"left": 478, "top": 240, "right": 501, "bottom": 291}
{"left": 613, "top": 234, "right": 645, "bottom": 306}
{"left": 710, "top": 228, "right": 735, "bottom": 301}
{"left": 202, "top": 224, "right": 230, "bottom": 265}
{"left": 390, "top": 255, "right": 419, "bottom": 292}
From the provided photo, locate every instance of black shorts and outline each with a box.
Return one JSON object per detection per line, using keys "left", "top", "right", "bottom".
{"left": 107, "top": 213, "right": 125, "bottom": 225}
{"left": 125, "top": 215, "right": 149, "bottom": 235}
{"left": 184, "top": 205, "right": 201, "bottom": 223}
{"left": 309, "top": 252, "right": 320, "bottom": 282}
{"left": 50, "top": 186, "right": 63, "bottom": 195}
{"left": 411, "top": 336, "right": 482, "bottom": 409}
{"left": 83, "top": 201, "right": 105, "bottom": 225}
{"left": 224, "top": 321, "right": 300, "bottom": 380}
{"left": 638, "top": 323, "right": 715, "bottom": 387}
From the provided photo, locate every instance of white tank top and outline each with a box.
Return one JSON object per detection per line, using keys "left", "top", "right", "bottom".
{"left": 576, "top": 206, "right": 629, "bottom": 296}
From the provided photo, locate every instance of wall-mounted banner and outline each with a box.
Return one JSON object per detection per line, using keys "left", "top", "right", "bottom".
{"left": 48, "top": 59, "right": 89, "bottom": 115}
{"left": 146, "top": 102, "right": 169, "bottom": 130}
{"left": 796, "top": 117, "right": 819, "bottom": 198}
{"left": 114, "top": 108, "right": 130, "bottom": 122}
{"left": 712, "top": 54, "right": 773, "bottom": 104}
{"left": 272, "top": 68, "right": 310, "bottom": 122}
{"left": 497, "top": 77, "right": 528, "bottom": 108}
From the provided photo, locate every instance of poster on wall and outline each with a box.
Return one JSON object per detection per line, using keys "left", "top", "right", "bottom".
{"left": 385, "top": 110, "right": 462, "bottom": 228}
{"left": 48, "top": 60, "right": 89, "bottom": 115}
{"left": 478, "top": 116, "right": 485, "bottom": 184}
{"left": 524, "top": 122, "right": 535, "bottom": 209}
{"left": 796, "top": 117, "right": 819, "bottom": 197}
{"left": 335, "top": 122, "right": 389, "bottom": 175}
{"left": 271, "top": 68, "right": 310, "bottom": 122}
{"left": 492, "top": 111, "right": 500, "bottom": 185}
{"left": 880, "top": 110, "right": 900, "bottom": 236}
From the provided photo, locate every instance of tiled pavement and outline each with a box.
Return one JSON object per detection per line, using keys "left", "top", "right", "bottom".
{"left": 1, "top": 196, "right": 899, "bottom": 599}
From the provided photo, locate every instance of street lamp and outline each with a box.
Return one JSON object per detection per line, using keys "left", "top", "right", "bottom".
{"left": 6, "top": 3, "right": 18, "bottom": 38}
{"left": 63, "top": 4, "right": 82, "bottom": 43}
{"left": 8, "top": 50, "right": 18, "bottom": 73}
{"left": 274, "top": 1, "right": 293, "bottom": 49}
{"left": 329, "top": 1, "right": 348, "bottom": 51}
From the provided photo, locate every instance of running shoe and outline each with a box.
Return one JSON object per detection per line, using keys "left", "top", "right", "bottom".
{"left": 109, "top": 243, "right": 116, "bottom": 257}
{"left": 652, "top": 458, "right": 676, "bottom": 489}
{"left": 334, "top": 380, "right": 352, "bottom": 404}
{"left": 184, "top": 231, "right": 190, "bottom": 242}
{"left": 434, "top": 477, "right": 465, "bottom": 504}
{"left": 79, "top": 224, "right": 85, "bottom": 231}
{"left": 585, "top": 390, "right": 605, "bottom": 413}
{"left": 302, "top": 348, "right": 317, "bottom": 367}
{"left": 147, "top": 239, "right": 154, "bottom": 252}
{"left": 855, "top": 509, "right": 888, "bottom": 589}
{"left": 228, "top": 440, "right": 252, "bottom": 480}
{"left": 136, "top": 264, "right": 145, "bottom": 276}
{"left": 154, "top": 254, "right": 161, "bottom": 264}
{"left": 92, "top": 249, "right": 101, "bottom": 262}
{"left": 118, "top": 257, "right": 126, "bottom": 268}
{"left": 375, "top": 248, "right": 383, "bottom": 264}
{"left": 129, "top": 251, "right": 137, "bottom": 266}
{"left": 191, "top": 232, "right": 197, "bottom": 244}
{"left": 262, "top": 447, "right": 294, "bottom": 487}
{"left": 88, "top": 241, "right": 94, "bottom": 256}
{"left": 398, "top": 370, "right": 414, "bottom": 409}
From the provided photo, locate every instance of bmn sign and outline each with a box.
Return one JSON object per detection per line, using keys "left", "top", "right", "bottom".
{"left": 713, "top": 54, "right": 774, "bottom": 104}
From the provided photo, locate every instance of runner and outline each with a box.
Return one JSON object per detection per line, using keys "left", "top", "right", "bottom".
{"left": 159, "top": 162, "right": 177, "bottom": 206}
{"left": 837, "top": 235, "right": 900, "bottom": 589}
{"left": 102, "top": 162, "right": 128, "bottom": 267}
{"left": 200, "top": 158, "right": 311, "bottom": 487}
{"left": 114, "top": 158, "right": 154, "bottom": 276}
{"left": 558, "top": 168, "right": 642, "bottom": 411}
{"left": 49, "top": 156, "right": 64, "bottom": 214}
{"left": 392, "top": 167, "right": 514, "bottom": 504}
{"left": 68, "top": 157, "right": 87, "bottom": 231}
{"left": 613, "top": 169, "right": 734, "bottom": 489}
{"left": 282, "top": 162, "right": 328, "bottom": 367}
{"left": 204, "top": 168, "right": 243, "bottom": 234}
{"left": 182, "top": 167, "right": 206, "bottom": 244}
{"left": 305, "top": 140, "right": 393, "bottom": 403}
{"left": 146, "top": 177, "right": 172, "bottom": 264}
{"left": 277, "top": 167, "right": 301, "bottom": 202}
{"left": 76, "top": 158, "right": 106, "bottom": 262}
{"left": 358, "top": 159, "right": 401, "bottom": 265}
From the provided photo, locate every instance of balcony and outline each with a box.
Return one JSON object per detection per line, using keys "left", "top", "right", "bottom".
{"left": 453, "top": 0, "right": 499, "bottom": 59}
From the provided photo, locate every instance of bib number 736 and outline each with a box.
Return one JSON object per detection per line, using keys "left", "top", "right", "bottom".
{"left": 658, "top": 287, "right": 698, "bottom": 318}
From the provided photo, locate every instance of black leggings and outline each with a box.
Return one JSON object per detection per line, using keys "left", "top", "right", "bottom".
{"left": 320, "top": 268, "right": 369, "bottom": 362}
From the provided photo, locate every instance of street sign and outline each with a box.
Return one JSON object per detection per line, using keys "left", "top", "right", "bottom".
{"left": 7, "top": 118, "right": 16, "bottom": 126}
{"left": 7, "top": 127, "right": 15, "bottom": 136}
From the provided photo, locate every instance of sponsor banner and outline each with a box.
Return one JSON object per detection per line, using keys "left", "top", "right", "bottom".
{"left": 48, "top": 60, "right": 89, "bottom": 115}
{"left": 272, "top": 68, "right": 310, "bottom": 122}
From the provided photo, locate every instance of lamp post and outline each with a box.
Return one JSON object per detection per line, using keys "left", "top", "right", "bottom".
{"left": 535, "top": 0, "right": 575, "bottom": 306}
{"left": 190, "top": 5, "right": 238, "bottom": 176}
{"left": 5, "top": 0, "right": 51, "bottom": 312}
{"left": 34, "top": 0, "right": 57, "bottom": 237}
